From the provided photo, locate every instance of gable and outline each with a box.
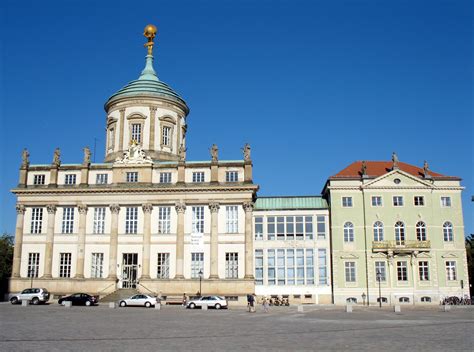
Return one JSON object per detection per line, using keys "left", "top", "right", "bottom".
{"left": 363, "top": 170, "right": 433, "bottom": 189}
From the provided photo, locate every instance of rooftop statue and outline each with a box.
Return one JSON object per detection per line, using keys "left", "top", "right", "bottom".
{"left": 115, "top": 140, "right": 152, "bottom": 164}
{"left": 392, "top": 152, "right": 399, "bottom": 169}
{"left": 361, "top": 160, "right": 367, "bottom": 176}
{"left": 83, "top": 146, "right": 91, "bottom": 166}
{"left": 21, "top": 148, "right": 29, "bottom": 169}
{"left": 52, "top": 148, "right": 61, "bottom": 167}
{"left": 242, "top": 143, "right": 251, "bottom": 161}
{"left": 210, "top": 144, "right": 218, "bottom": 162}
{"left": 178, "top": 144, "right": 187, "bottom": 162}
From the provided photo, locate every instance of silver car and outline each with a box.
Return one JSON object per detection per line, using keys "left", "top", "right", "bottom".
{"left": 186, "top": 296, "right": 228, "bottom": 309}
{"left": 10, "top": 288, "right": 50, "bottom": 305}
{"left": 119, "top": 294, "right": 157, "bottom": 308}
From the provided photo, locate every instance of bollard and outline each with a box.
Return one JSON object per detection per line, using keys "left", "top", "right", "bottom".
{"left": 202, "top": 304, "right": 208, "bottom": 311}
{"left": 21, "top": 300, "right": 29, "bottom": 307}
{"left": 64, "top": 301, "right": 72, "bottom": 308}
{"left": 394, "top": 305, "right": 401, "bottom": 313}
{"left": 109, "top": 302, "right": 116, "bottom": 309}
{"left": 155, "top": 303, "right": 161, "bottom": 310}
{"left": 345, "top": 305, "right": 353, "bottom": 313}
{"left": 297, "top": 305, "right": 304, "bottom": 313}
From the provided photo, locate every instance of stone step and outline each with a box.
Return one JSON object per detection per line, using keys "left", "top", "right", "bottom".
{"left": 100, "top": 289, "right": 140, "bottom": 303}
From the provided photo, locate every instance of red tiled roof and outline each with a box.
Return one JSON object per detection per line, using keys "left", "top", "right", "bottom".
{"left": 330, "top": 161, "right": 459, "bottom": 180}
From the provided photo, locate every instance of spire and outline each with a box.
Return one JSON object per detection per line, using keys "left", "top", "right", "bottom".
{"left": 139, "top": 24, "right": 159, "bottom": 81}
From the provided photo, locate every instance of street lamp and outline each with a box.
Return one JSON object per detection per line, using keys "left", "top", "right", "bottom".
{"left": 198, "top": 269, "right": 203, "bottom": 297}
{"left": 29, "top": 268, "right": 34, "bottom": 288}
{"left": 376, "top": 270, "right": 382, "bottom": 308}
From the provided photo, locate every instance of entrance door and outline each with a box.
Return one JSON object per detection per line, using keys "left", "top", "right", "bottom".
{"left": 122, "top": 253, "right": 138, "bottom": 289}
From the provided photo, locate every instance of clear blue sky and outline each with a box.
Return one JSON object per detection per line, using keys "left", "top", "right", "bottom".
{"left": 1, "top": 0, "right": 472, "bottom": 236}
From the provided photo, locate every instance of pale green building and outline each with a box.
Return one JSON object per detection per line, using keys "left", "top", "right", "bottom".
{"left": 323, "top": 157, "right": 470, "bottom": 305}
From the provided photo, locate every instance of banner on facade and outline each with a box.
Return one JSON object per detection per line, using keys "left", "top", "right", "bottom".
{"left": 190, "top": 232, "right": 204, "bottom": 250}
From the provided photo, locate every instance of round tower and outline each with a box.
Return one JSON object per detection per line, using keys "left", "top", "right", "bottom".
{"left": 104, "top": 24, "right": 189, "bottom": 162}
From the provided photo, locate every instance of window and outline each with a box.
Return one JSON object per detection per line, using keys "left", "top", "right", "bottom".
{"left": 96, "top": 174, "right": 108, "bottom": 184}
{"left": 91, "top": 253, "right": 104, "bottom": 278}
{"left": 393, "top": 196, "right": 404, "bottom": 206}
{"left": 343, "top": 222, "right": 354, "bottom": 243}
{"left": 418, "top": 261, "right": 429, "bottom": 281}
{"left": 375, "top": 261, "right": 386, "bottom": 282}
{"left": 267, "top": 217, "right": 275, "bottom": 240}
{"left": 254, "top": 217, "right": 263, "bottom": 240}
{"left": 33, "top": 174, "right": 45, "bottom": 185}
{"left": 267, "top": 249, "right": 276, "bottom": 285}
{"left": 345, "top": 262, "right": 356, "bottom": 282}
{"left": 225, "top": 206, "right": 238, "bottom": 233}
{"left": 31, "top": 208, "right": 43, "bottom": 234}
{"left": 346, "top": 297, "right": 357, "bottom": 303}
{"left": 159, "top": 172, "right": 172, "bottom": 183}
{"left": 446, "top": 261, "right": 457, "bottom": 281}
{"left": 277, "top": 249, "right": 285, "bottom": 285}
{"left": 162, "top": 126, "right": 171, "bottom": 146}
{"left": 108, "top": 128, "right": 115, "bottom": 149}
{"left": 397, "top": 261, "right": 408, "bottom": 281}
{"left": 65, "top": 174, "right": 76, "bottom": 185}
{"left": 318, "top": 249, "right": 327, "bottom": 285}
{"left": 131, "top": 123, "right": 142, "bottom": 143}
{"left": 125, "top": 207, "right": 138, "bottom": 234}
{"left": 441, "top": 196, "right": 451, "bottom": 207}
{"left": 414, "top": 196, "right": 424, "bottom": 206}
{"left": 306, "top": 249, "right": 314, "bottom": 285}
{"left": 126, "top": 172, "right": 138, "bottom": 183}
{"left": 28, "top": 253, "right": 40, "bottom": 278}
{"left": 191, "top": 253, "right": 204, "bottom": 278}
{"left": 371, "top": 196, "right": 382, "bottom": 207}
{"left": 192, "top": 172, "right": 205, "bottom": 183}
{"left": 394, "top": 221, "right": 405, "bottom": 245}
{"left": 443, "top": 221, "right": 453, "bottom": 242}
{"left": 157, "top": 253, "right": 170, "bottom": 278}
{"left": 191, "top": 206, "right": 205, "bottom": 233}
{"left": 226, "top": 171, "right": 238, "bottom": 182}
{"left": 342, "top": 197, "right": 353, "bottom": 207}
{"left": 225, "top": 252, "right": 238, "bottom": 278}
{"left": 297, "top": 249, "right": 305, "bottom": 285}
{"left": 399, "top": 297, "right": 410, "bottom": 303}
{"left": 59, "top": 253, "right": 72, "bottom": 278}
{"left": 377, "top": 297, "right": 388, "bottom": 303}
{"left": 255, "top": 249, "right": 264, "bottom": 285}
{"left": 158, "top": 207, "right": 171, "bottom": 234}
{"left": 421, "top": 296, "right": 431, "bottom": 303}
{"left": 93, "top": 207, "right": 106, "bottom": 234}
{"left": 317, "top": 216, "right": 326, "bottom": 239}
{"left": 61, "top": 207, "right": 74, "bottom": 234}
{"left": 416, "top": 221, "right": 426, "bottom": 241}
{"left": 373, "top": 221, "right": 384, "bottom": 241}
{"left": 287, "top": 249, "right": 295, "bottom": 285}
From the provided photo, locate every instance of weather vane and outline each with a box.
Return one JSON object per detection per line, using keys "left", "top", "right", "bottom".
{"left": 143, "top": 24, "right": 157, "bottom": 56}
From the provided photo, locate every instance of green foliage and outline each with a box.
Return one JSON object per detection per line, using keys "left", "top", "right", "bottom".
{"left": 466, "top": 234, "right": 474, "bottom": 295}
{"left": 0, "top": 233, "right": 14, "bottom": 281}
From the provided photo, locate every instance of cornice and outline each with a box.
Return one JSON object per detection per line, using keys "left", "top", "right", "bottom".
{"left": 327, "top": 185, "right": 464, "bottom": 191}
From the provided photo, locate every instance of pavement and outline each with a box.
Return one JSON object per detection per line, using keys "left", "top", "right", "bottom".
{"left": 0, "top": 303, "right": 472, "bottom": 351}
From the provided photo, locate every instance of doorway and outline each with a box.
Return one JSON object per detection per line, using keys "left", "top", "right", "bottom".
{"left": 122, "top": 253, "right": 138, "bottom": 289}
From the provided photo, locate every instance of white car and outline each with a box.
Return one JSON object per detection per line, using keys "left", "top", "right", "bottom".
{"left": 119, "top": 294, "right": 157, "bottom": 308}
{"left": 10, "top": 288, "right": 50, "bottom": 305}
{"left": 186, "top": 296, "right": 228, "bottom": 309}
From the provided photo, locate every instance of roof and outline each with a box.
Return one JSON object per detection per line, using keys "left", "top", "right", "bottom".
{"left": 255, "top": 196, "right": 328, "bottom": 210}
{"left": 329, "top": 161, "right": 459, "bottom": 180}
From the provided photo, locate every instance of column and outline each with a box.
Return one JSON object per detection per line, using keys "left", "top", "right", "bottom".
{"left": 75, "top": 204, "right": 88, "bottom": 278}
{"left": 149, "top": 106, "right": 157, "bottom": 151}
{"left": 12, "top": 204, "right": 26, "bottom": 278}
{"left": 209, "top": 202, "right": 220, "bottom": 279}
{"left": 118, "top": 108, "right": 125, "bottom": 151}
{"left": 108, "top": 204, "right": 120, "bottom": 279}
{"left": 141, "top": 203, "right": 153, "bottom": 279}
{"left": 43, "top": 204, "right": 57, "bottom": 278}
{"left": 175, "top": 202, "right": 186, "bottom": 279}
{"left": 243, "top": 201, "right": 254, "bottom": 279}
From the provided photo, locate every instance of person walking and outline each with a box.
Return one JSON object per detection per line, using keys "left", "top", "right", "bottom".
{"left": 248, "top": 293, "right": 256, "bottom": 313}
{"left": 182, "top": 293, "right": 188, "bottom": 308}
{"left": 263, "top": 297, "right": 269, "bottom": 313}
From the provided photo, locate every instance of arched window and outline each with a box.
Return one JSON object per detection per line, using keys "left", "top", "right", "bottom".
{"left": 373, "top": 221, "right": 384, "bottom": 242}
{"left": 346, "top": 297, "right": 357, "bottom": 303}
{"left": 395, "top": 221, "right": 405, "bottom": 245}
{"left": 343, "top": 222, "right": 354, "bottom": 243}
{"left": 421, "top": 296, "right": 431, "bottom": 303}
{"left": 399, "top": 297, "right": 410, "bottom": 303}
{"left": 377, "top": 297, "right": 388, "bottom": 303}
{"left": 416, "top": 221, "right": 426, "bottom": 241}
{"left": 443, "top": 222, "right": 453, "bottom": 242}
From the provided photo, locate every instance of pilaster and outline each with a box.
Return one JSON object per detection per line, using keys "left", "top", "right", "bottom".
{"left": 175, "top": 202, "right": 186, "bottom": 279}
{"left": 12, "top": 204, "right": 26, "bottom": 278}
{"left": 141, "top": 203, "right": 153, "bottom": 279}
{"left": 43, "top": 204, "right": 57, "bottom": 278}
{"left": 149, "top": 106, "right": 157, "bottom": 151}
{"left": 243, "top": 201, "right": 254, "bottom": 279}
{"left": 209, "top": 202, "right": 220, "bottom": 279}
{"left": 118, "top": 108, "right": 126, "bottom": 151}
{"left": 108, "top": 204, "right": 120, "bottom": 279}
{"left": 75, "top": 204, "right": 88, "bottom": 278}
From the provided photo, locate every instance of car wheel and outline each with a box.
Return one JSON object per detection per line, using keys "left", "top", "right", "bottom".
{"left": 119, "top": 301, "right": 126, "bottom": 307}
{"left": 10, "top": 297, "right": 18, "bottom": 305}
{"left": 31, "top": 297, "right": 39, "bottom": 305}
{"left": 189, "top": 303, "right": 196, "bottom": 309}
{"left": 215, "top": 303, "right": 221, "bottom": 310}
{"left": 145, "top": 302, "right": 151, "bottom": 308}
{"left": 85, "top": 301, "right": 91, "bottom": 306}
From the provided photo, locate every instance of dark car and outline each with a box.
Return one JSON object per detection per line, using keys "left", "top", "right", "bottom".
{"left": 58, "top": 293, "right": 99, "bottom": 306}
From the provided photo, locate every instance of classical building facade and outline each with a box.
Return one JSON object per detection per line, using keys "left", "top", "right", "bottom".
{"left": 10, "top": 25, "right": 258, "bottom": 303}
{"left": 323, "top": 158, "right": 470, "bottom": 305}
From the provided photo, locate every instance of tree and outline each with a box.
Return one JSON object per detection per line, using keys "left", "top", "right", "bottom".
{"left": 0, "top": 233, "right": 14, "bottom": 301}
{"left": 466, "top": 234, "right": 474, "bottom": 298}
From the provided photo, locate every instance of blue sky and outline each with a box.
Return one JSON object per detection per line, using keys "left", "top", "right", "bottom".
{"left": 1, "top": 0, "right": 472, "bottom": 235}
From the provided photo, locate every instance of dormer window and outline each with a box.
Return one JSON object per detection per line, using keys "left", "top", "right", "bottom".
{"left": 65, "top": 174, "right": 77, "bottom": 185}
{"left": 226, "top": 171, "right": 238, "bottom": 182}
{"left": 162, "top": 126, "right": 171, "bottom": 147}
{"left": 126, "top": 172, "right": 138, "bottom": 183}
{"left": 33, "top": 174, "right": 45, "bottom": 185}
{"left": 131, "top": 123, "right": 142, "bottom": 143}
{"left": 192, "top": 172, "right": 205, "bottom": 183}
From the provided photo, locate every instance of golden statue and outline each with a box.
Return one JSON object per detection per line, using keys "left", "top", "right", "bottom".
{"left": 143, "top": 24, "right": 157, "bottom": 55}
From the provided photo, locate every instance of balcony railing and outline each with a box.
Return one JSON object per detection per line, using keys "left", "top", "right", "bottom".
{"left": 372, "top": 240, "right": 431, "bottom": 251}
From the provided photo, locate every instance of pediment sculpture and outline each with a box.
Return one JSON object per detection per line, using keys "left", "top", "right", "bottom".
{"left": 115, "top": 140, "right": 153, "bottom": 164}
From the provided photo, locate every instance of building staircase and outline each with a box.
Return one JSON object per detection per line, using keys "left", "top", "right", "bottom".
{"left": 100, "top": 289, "right": 140, "bottom": 303}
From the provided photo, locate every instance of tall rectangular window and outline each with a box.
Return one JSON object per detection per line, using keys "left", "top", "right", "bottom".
{"left": 191, "top": 252, "right": 204, "bottom": 278}
{"left": 225, "top": 252, "right": 238, "bottom": 278}
{"left": 317, "top": 216, "right": 326, "bottom": 239}
{"left": 33, "top": 174, "right": 45, "bottom": 185}
{"left": 254, "top": 217, "right": 263, "bottom": 240}
{"left": 59, "top": 253, "right": 72, "bottom": 278}
{"left": 125, "top": 207, "right": 138, "bottom": 234}
{"left": 446, "top": 261, "right": 457, "bottom": 281}
{"left": 192, "top": 206, "right": 204, "bottom": 233}
{"left": 287, "top": 249, "right": 295, "bottom": 285}
{"left": 414, "top": 196, "right": 425, "bottom": 206}
{"left": 157, "top": 253, "right": 170, "bottom": 278}
{"left": 159, "top": 172, "right": 172, "bottom": 183}
{"left": 31, "top": 208, "right": 43, "bottom": 234}
{"left": 418, "top": 261, "right": 429, "bottom": 281}
{"left": 371, "top": 196, "right": 382, "bottom": 207}
{"left": 441, "top": 196, "right": 452, "bottom": 207}
{"left": 226, "top": 206, "right": 238, "bottom": 233}
{"left": 345, "top": 262, "right": 356, "bottom": 282}
{"left": 96, "top": 174, "right": 108, "bottom": 184}
{"left": 397, "top": 261, "right": 408, "bottom": 281}
{"left": 277, "top": 249, "right": 285, "bottom": 285}
{"left": 276, "top": 217, "right": 285, "bottom": 240}
{"left": 126, "top": 172, "right": 138, "bottom": 183}
{"left": 255, "top": 249, "right": 263, "bottom": 285}
{"left": 318, "top": 249, "right": 327, "bottom": 285}
{"left": 305, "top": 216, "right": 313, "bottom": 240}
{"left": 342, "top": 197, "right": 353, "bottom": 207}
{"left": 91, "top": 253, "right": 104, "bottom": 278}
{"left": 192, "top": 172, "right": 205, "bottom": 183}
{"left": 27, "top": 253, "right": 40, "bottom": 278}
{"left": 93, "top": 207, "right": 106, "bottom": 234}
{"left": 296, "top": 249, "right": 305, "bottom": 285}
{"left": 393, "top": 196, "right": 404, "bottom": 206}
{"left": 108, "top": 128, "right": 115, "bottom": 149}
{"left": 226, "top": 171, "right": 238, "bottom": 182}
{"left": 162, "top": 126, "right": 171, "bottom": 146}
{"left": 375, "top": 261, "right": 386, "bottom": 282}
{"left": 306, "top": 249, "right": 314, "bottom": 285}
{"left": 158, "top": 207, "right": 171, "bottom": 234}
{"left": 267, "top": 249, "right": 275, "bottom": 285}
{"left": 267, "top": 217, "right": 275, "bottom": 240}
{"left": 131, "top": 123, "right": 142, "bottom": 143}
{"left": 62, "top": 207, "right": 74, "bottom": 234}
{"left": 64, "top": 174, "right": 77, "bottom": 185}
{"left": 286, "top": 216, "right": 295, "bottom": 240}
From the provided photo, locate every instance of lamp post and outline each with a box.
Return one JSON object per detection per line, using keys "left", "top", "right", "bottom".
{"left": 376, "top": 270, "right": 382, "bottom": 308}
{"left": 29, "top": 268, "right": 34, "bottom": 288}
{"left": 198, "top": 269, "right": 203, "bottom": 297}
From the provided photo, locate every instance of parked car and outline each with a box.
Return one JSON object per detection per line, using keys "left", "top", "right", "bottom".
{"left": 10, "top": 288, "right": 50, "bottom": 305}
{"left": 119, "top": 294, "right": 157, "bottom": 308}
{"left": 58, "top": 293, "right": 99, "bottom": 306}
{"left": 186, "top": 296, "right": 228, "bottom": 309}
